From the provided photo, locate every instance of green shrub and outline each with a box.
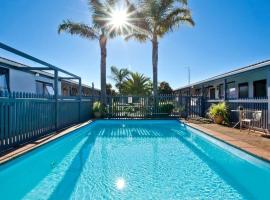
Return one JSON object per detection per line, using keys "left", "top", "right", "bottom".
{"left": 124, "top": 105, "right": 135, "bottom": 113}
{"left": 159, "top": 103, "right": 174, "bottom": 114}
{"left": 92, "top": 101, "right": 106, "bottom": 116}
{"left": 208, "top": 102, "right": 228, "bottom": 122}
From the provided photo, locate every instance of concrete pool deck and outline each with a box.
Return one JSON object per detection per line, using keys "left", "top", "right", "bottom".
{"left": 185, "top": 121, "right": 270, "bottom": 162}
{"left": 0, "top": 120, "right": 92, "bottom": 165}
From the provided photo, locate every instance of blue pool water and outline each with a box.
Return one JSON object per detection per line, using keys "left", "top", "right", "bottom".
{"left": 0, "top": 120, "right": 270, "bottom": 199}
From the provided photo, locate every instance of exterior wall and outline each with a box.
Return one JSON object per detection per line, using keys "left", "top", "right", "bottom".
{"left": 61, "top": 81, "right": 100, "bottom": 96}
{"left": 9, "top": 68, "right": 62, "bottom": 94}
{"left": 175, "top": 66, "right": 269, "bottom": 99}
{"left": 0, "top": 58, "right": 100, "bottom": 96}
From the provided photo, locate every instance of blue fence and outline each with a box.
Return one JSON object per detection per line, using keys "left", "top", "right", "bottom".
{"left": 205, "top": 98, "right": 269, "bottom": 130}
{"left": 0, "top": 92, "right": 97, "bottom": 152}
{"left": 106, "top": 95, "right": 203, "bottom": 119}
{"left": 1, "top": 92, "right": 269, "bottom": 152}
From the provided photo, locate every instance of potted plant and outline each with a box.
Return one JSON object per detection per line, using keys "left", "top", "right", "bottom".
{"left": 208, "top": 102, "right": 228, "bottom": 124}
{"left": 92, "top": 101, "right": 105, "bottom": 118}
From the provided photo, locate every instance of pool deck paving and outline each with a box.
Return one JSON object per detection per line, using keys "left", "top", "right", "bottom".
{"left": 185, "top": 121, "right": 270, "bottom": 162}
{"left": 0, "top": 120, "right": 93, "bottom": 165}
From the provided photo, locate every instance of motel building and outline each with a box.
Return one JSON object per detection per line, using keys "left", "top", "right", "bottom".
{"left": 174, "top": 60, "right": 270, "bottom": 131}
{"left": 175, "top": 60, "right": 270, "bottom": 100}
{"left": 0, "top": 57, "right": 100, "bottom": 96}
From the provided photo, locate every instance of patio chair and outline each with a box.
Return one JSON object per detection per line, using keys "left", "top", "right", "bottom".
{"left": 241, "top": 111, "right": 262, "bottom": 132}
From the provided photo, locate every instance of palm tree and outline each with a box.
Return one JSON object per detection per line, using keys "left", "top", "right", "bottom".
{"left": 122, "top": 72, "right": 152, "bottom": 95}
{"left": 110, "top": 66, "right": 130, "bottom": 94}
{"left": 58, "top": 0, "right": 121, "bottom": 104}
{"left": 125, "top": 0, "right": 194, "bottom": 97}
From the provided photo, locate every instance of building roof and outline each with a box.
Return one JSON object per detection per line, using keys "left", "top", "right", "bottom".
{"left": 174, "top": 59, "right": 270, "bottom": 91}
{"left": 0, "top": 57, "right": 100, "bottom": 90}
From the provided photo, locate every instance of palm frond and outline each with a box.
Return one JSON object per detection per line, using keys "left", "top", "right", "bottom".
{"left": 88, "top": 0, "right": 108, "bottom": 29}
{"left": 157, "top": 7, "right": 194, "bottom": 36}
{"left": 124, "top": 0, "right": 153, "bottom": 39}
{"left": 110, "top": 66, "right": 130, "bottom": 93}
{"left": 125, "top": 33, "right": 149, "bottom": 42}
{"left": 177, "top": 0, "right": 188, "bottom": 5}
{"left": 131, "top": 0, "right": 194, "bottom": 38}
{"left": 122, "top": 72, "right": 152, "bottom": 95}
{"left": 111, "top": 66, "right": 119, "bottom": 76}
{"left": 58, "top": 20, "right": 98, "bottom": 39}
{"left": 120, "top": 68, "right": 130, "bottom": 78}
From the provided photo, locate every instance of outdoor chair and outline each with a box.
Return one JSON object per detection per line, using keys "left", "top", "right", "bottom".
{"left": 241, "top": 111, "right": 262, "bottom": 132}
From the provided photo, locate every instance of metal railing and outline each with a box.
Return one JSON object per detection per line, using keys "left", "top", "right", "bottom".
{"left": 106, "top": 95, "right": 203, "bottom": 119}
{"left": 205, "top": 97, "right": 269, "bottom": 130}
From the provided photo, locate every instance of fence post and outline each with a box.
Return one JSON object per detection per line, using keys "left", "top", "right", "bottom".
{"left": 267, "top": 70, "right": 270, "bottom": 130}
{"left": 223, "top": 79, "right": 227, "bottom": 101}
{"left": 79, "top": 78, "right": 82, "bottom": 122}
{"left": 54, "top": 70, "right": 59, "bottom": 129}
{"left": 201, "top": 96, "right": 205, "bottom": 117}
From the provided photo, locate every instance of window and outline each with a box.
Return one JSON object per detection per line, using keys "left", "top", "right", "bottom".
{"left": 36, "top": 81, "right": 54, "bottom": 95}
{"left": 253, "top": 79, "right": 267, "bottom": 97}
{"left": 71, "top": 87, "right": 78, "bottom": 96}
{"left": 45, "top": 85, "right": 54, "bottom": 95}
{"left": 238, "top": 82, "right": 249, "bottom": 98}
{"left": 226, "top": 82, "right": 236, "bottom": 99}
{"left": 0, "top": 68, "right": 9, "bottom": 93}
{"left": 195, "top": 88, "right": 201, "bottom": 96}
{"left": 218, "top": 84, "right": 224, "bottom": 99}
{"left": 209, "top": 88, "right": 215, "bottom": 99}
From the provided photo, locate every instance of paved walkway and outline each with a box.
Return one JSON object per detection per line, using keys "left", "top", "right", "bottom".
{"left": 186, "top": 121, "right": 270, "bottom": 162}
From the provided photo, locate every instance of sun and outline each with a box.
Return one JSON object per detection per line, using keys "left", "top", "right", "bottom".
{"left": 109, "top": 8, "right": 128, "bottom": 28}
{"left": 105, "top": 4, "right": 140, "bottom": 35}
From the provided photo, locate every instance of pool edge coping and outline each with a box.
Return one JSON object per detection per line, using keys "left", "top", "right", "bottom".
{"left": 0, "top": 120, "right": 94, "bottom": 165}
{"left": 183, "top": 121, "right": 270, "bottom": 163}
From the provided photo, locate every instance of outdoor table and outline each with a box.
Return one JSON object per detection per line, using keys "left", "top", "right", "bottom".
{"left": 231, "top": 109, "right": 256, "bottom": 130}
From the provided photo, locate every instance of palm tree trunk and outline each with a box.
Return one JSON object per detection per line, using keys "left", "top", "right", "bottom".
{"left": 152, "top": 36, "right": 158, "bottom": 97}
{"left": 99, "top": 35, "right": 107, "bottom": 104}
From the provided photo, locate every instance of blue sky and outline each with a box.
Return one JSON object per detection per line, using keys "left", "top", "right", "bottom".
{"left": 1, "top": 0, "right": 270, "bottom": 89}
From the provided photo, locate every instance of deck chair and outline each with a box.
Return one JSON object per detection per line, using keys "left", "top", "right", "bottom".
{"left": 241, "top": 111, "right": 262, "bottom": 132}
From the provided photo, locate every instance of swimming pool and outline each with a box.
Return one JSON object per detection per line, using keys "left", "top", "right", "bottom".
{"left": 0, "top": 120, "right": 270, "bottom": 199}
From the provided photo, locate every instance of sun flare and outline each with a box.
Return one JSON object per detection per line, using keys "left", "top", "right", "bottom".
{"left": 104, "top": 4, "right": 142, "bottom": 35}
{"left": 110, "top": 9, "right": 128, "bottom": 28}
{"left": 115, "top": 177, "right": 126, "bottom": 190}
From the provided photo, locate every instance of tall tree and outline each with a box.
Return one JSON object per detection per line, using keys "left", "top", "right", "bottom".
{"left": 110, "top": 66, "right": 130, "bottom": 94}
{"left": 159, "top": 81, "right": 173, "bottom": 94}
{"left": 58, "top": 0, "right": 121, "bottom": 104}
{"left": 122, "top": 72, "right": 152, "bottom": 95}
{"left": 125, "top": 0, "right": 194, "bottom": 97}
{"left": 106, "top": 83, "right": 116, "bottom": 96}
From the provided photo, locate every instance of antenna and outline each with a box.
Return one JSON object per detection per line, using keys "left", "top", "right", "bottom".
{"left": 187, "top": 67, "right": 190, "bottom": 85}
